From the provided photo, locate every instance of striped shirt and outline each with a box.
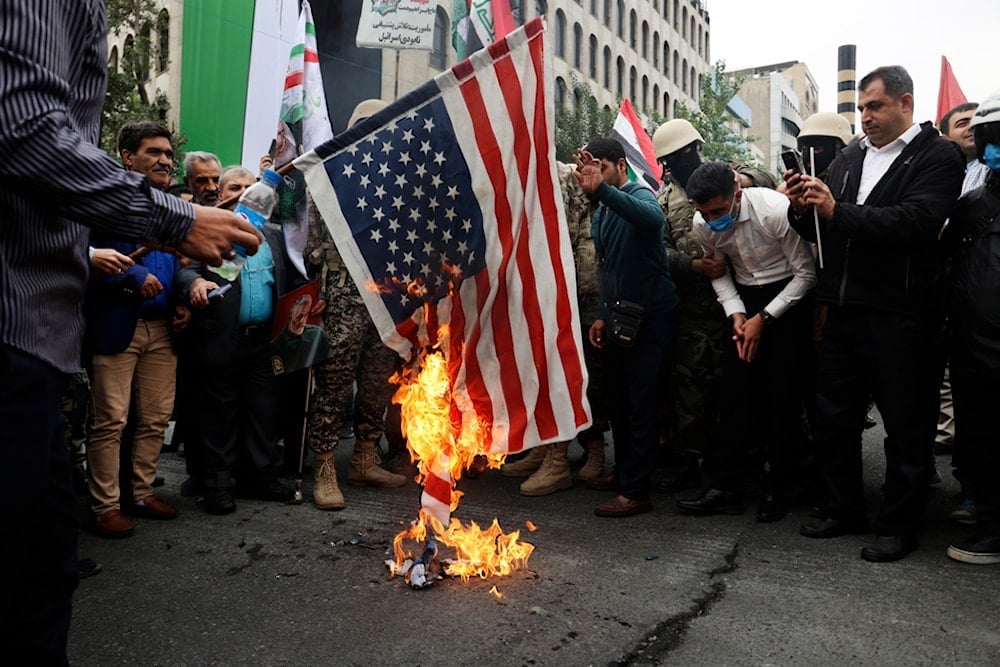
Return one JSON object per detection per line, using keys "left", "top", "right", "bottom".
{"left": 0, "top": 0, "right": 195, "bottom": 372}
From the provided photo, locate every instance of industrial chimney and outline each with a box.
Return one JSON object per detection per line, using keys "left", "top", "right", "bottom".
{"left": 837, "top": 45, "right": 857, "bottom": 135}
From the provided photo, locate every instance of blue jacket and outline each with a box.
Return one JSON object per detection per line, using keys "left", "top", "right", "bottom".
{"left": 84, "top": 239, "right": 180, "bottom": 356}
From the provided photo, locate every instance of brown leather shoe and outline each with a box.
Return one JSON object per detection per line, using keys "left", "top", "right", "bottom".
{"left": 130, "top": 494, "right": 179, "bottom": 520}
{"left": 95, "top": 509, "right": 135, "bottom": 538}
{"left": 586, "top": 473, "right": 618, "bottom": 491}
{"left": 595, "top": 494, "right": 652, "bottom": 518}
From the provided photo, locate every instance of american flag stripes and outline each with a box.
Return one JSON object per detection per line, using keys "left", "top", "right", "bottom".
{"left": 295, "top": 18, "right": 591, "bottom": 463}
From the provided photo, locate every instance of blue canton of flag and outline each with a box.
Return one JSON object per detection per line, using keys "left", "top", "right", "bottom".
{"left": 327, "top": 100, "right": 487, "bottom": 327}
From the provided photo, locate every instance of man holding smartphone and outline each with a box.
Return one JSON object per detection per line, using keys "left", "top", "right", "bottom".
{"left": 785, "top": 66, "right": 965, "bottom": 562}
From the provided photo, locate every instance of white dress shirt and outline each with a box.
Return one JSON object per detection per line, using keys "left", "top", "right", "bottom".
{"left": 694, "top": 187, "right": 817, "bottom": 319}
{"left": 857, "top": 123, "right": 921, "bottom": 204}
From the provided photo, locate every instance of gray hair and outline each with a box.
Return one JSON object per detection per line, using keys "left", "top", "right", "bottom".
{"left": 183, "top": 150, "right": 221, "bottom": 174}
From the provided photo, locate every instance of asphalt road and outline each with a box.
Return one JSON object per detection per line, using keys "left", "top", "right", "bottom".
{"left": 69, "top": 419, "right": 1000, "bottom": 666}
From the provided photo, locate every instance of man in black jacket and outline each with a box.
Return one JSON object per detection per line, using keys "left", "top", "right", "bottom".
{"left": 784, "top": 65, "right": 965, "bottom": 562}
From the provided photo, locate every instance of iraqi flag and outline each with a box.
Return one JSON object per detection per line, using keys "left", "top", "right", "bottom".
{"left": 452, "top": 0, "right": 516, "bottom": 61}
{"left": 610, "top": 99, "right": 661, "bottom": 191}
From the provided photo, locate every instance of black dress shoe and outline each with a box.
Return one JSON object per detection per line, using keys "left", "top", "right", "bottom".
{"left": 799, "top": 515, "right": 869, "bottom": 539}
{"left": 203, "top": 489, "right": 236, "bottom": 515}
{"left": 861, "top": 535, "right": 918, "bottom": 563}
{"left": 677, "top": 488, "right": 743, "bottom": 515}
{"left": 756, "top": 493, "right": 786, "bottom": 523}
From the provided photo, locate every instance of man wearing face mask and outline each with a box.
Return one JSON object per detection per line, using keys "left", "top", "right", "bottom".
{"left": 677, "top": 161, "right": 816, "bottom": 523}
{"left": 650, "top": 119, "right": 727, "bottom": 495}
{"left": 797, "top": 112, "right": 856, "bottom": 181}
{"left": 941, "top": 92, "right": 1000, "bottom": 565}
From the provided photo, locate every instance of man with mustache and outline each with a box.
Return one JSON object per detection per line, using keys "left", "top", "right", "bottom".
{"left": 84, "top": 121, "right": 185, "bottom": 538}
{"left": 183, "top": 151, "right": 222, "bottom": 207}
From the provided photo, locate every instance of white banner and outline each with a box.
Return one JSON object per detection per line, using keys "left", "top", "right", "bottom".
{"left": 356, "top": 0, "right": 437, "bottom": 51}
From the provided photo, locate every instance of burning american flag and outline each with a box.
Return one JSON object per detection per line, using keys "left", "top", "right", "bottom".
{"left": 295, "top": 18, "right": 589, "bottom": 578}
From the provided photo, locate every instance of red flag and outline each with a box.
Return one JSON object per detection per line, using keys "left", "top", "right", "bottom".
{"left": 937, "top": 55, "right": 968, "bottom": 125}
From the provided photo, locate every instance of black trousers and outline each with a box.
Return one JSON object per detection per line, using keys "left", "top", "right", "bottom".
{"left": 705, "top": 281, "right": 812, "bottom": 494}
{"left": 195, "top": 336, "right": 281, "bottom": 490}
{"left": 812, "top": 306, "right": 940, "bottom": 536}
{"left": 951, "top": 370, "right": 1000, "bottom": 532}
{"left": 0, "top": 345, "right": 77, "bottom": 664}
{"left": 603, "top": 307, "right": 678, "bottom": 500}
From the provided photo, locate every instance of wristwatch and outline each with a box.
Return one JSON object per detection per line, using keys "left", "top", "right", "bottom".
{"left": 758, "top": 309, "right": 774, "bottom": 326}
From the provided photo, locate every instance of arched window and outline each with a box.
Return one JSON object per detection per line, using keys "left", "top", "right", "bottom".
{"left": 653, "top": 83, "right": 660, "bottom": 114}
{"left": 156, "top": 9, "right": 169, "bottom": 73}
{"left": 629, "top": 9, "right": 637, "bottom": 48}
{"left": 652, "top": 30, "right": 659, "bottom": 67}
{"left": 536, "top": 0, "right": 548, "bottom": 18}
{"left": 673, "top": 0, "right": 679, "bottom": 29}
{"left": 641, "top": 75, "right": 649, "bottom": 112}
{"left": 430, "top": 6, "right": 448, "bottom": 69}
{"left": 616, "top": 56, "right": 625, "bottom": 97}
{"left": 672, "top": 51, "right": 679, "bottom": 85}
{"left": 604, "top": 0, "right": 612, "bottom": 24}
{"left": 573, "top": 23, "right": 582, "bottom": 68}
{"left": 682, "top": 8, "right": 688, "bottom": 40}
{"left": 641, "top": 21, "right": 648, "bottom": 58}
{"left": 138, "top": 22, "right": 151, "bottom": 80}
{"left": 589, "top": 34, "right": 598, "bottom": 79}
{"left": 682, "top": 58, "right": 688, "bottom": 93}
{"left": 555, "top": 10, "right": 566, "bottom": 58}
{"left": 664, "top": 92, "right": 671, "bottom": 118}
{"left": 698, "top": 26, "right": 703, "bottom": 56}
{"left": 556, "top": 76, "right": 567, "bottom": 112}
{"left": 108, "top": 45, "right": 119, "bottom": 73}
{"left": 691, "top": 66, "right": 698, "bottom": 99}
{"left": 629, "top": 66, "right": 637, "bottom": 105}
{"left": 663, "top": 41, "right": 669, "bottom": 76}
{"left": 616, "top": 0, "right": 624, "bottom": 39}
{"left": 690, "top": 17, "right": 696, "bottom": 45}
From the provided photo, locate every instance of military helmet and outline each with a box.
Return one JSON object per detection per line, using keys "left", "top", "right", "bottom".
{"left": 348, "top": 99, "right": 389, "bottom": 129}
{"left": 798, "top": 112, "right": 854, "bottom": 146}
{"left": 653, "top": 119, "right": 704, "bottom": 159}
{"left": 971, "top": 91, "right": 1000, "bottom": 161}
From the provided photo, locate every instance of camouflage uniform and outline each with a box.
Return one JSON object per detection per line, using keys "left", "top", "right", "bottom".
{"left": 657, "top": 176, "right": 728, "bottom": 456}
{"left": 304, "top": 198, "right": 400, "bottom": 453}
{"left": 557, "top": 162, "right": 608, "bottom": 443}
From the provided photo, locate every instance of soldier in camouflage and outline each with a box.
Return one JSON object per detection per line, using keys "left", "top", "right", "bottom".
{"left": 306, "top": 100, "right": 408, "bottom": 512}
{"left": 504, "top": 161, "right": 610, "bottom": 495}
{"left": 652, "top": 119, "right": 729, "bottom": 493}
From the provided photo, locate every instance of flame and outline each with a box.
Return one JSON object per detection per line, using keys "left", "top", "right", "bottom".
{"left": 390, "top": 343, "right": 534, "bottom": 583}
{"left": 489, "top": 585, "right": 503, "bottom": 599}
{"left": 525, "top": 520, "right": 538, "bottom": 532}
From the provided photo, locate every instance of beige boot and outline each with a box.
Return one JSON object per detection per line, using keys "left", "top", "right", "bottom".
{"left": 347, "top": 440, "right": 407, "bottom": 488}
{"left": 501, "top": 446, "right": 547, "bottom": 477}
{"left": 313, "top": 451, "right": 345, "bottom": 510}
{"left": 520, "top": 443, "right": 573, "bottom": 496}
{"left": 577, "top": 439, "right": 606, "bottom": 482}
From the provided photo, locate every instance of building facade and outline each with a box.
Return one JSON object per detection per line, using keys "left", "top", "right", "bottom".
{"left": 107, "top": 1, "right": 713, "bottom": 167}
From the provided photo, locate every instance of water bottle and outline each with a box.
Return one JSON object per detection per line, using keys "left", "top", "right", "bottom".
{"left": 209, "top": 168, "right": 282, "bottom": 280}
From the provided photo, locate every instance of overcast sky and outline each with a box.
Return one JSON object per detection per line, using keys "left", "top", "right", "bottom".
{"left": 706, "top": 0, "right": 999, "bottom": 123}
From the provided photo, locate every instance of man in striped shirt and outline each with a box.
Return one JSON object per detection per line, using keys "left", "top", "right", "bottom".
{"left": 0, "top": 1, "right": 260, "bottom": 660}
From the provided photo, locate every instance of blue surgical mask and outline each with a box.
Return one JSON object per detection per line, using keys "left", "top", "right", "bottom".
{"left": 705, "top": 192, "right": 738, "bottom": 232}
{"left": 984, "top": 143, "right": 1000, "bottom": 172}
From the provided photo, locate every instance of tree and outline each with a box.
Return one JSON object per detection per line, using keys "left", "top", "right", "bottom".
{"left": 553, "top": 77, "right": 616, "bottom": 163}
{"left": 101, "top": 0, "right": 174, "bottom": 155}
{"left": 675, "top": 60, "right": 760, "bottom": 168}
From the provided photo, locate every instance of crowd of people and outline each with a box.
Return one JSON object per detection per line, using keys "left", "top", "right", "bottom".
{"left": 2, "top": 4, "right": 998, "bottom": 660}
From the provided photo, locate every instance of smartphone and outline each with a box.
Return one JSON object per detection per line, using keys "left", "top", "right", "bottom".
{"left": 207, "top": 283, "right": 232, "bottom": 300}
{"left": 781, "top": 149, "right": 805, "bottom": 176}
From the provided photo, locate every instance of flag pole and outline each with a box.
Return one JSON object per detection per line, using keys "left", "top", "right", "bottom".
{"left": 810, "top": 146, "right": 824, "bottom": 269}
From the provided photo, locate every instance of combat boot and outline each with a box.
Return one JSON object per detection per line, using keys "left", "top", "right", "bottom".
{"left": 347, "top": 440, "right": 407, "bottom": 488}
{"left": 313, "top": 451, "right": 345, "bottom": 510}
{"left": 577, "top": 439, "right": 606, "bottom": 481}
{"left": 520, "top": 443, "right": 573, "bottom": 496}
{"left": 501, "top": 446, "right": 546, "bottom": 477}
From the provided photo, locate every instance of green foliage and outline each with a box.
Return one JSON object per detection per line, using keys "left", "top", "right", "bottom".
{"left": 553, "top": 77, "right": 616, "bottom": 163}
{"left": 100, "top": 0, "right": 177, "bottom": 157}
{"left": 675, "top": 60, "right": 761, "bottom": 168}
